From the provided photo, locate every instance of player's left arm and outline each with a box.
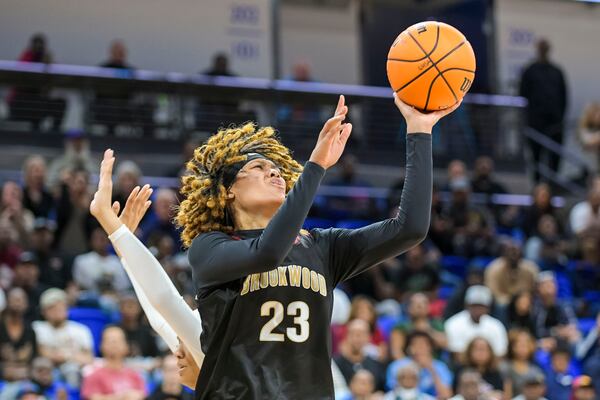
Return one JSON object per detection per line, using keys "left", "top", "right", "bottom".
{"left": 326, "top": 95, "right": 460, "bottom": 284}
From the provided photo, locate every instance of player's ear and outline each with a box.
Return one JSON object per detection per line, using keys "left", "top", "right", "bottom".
{"left": 226, "top": 192, "right": 235, "bottom": 200}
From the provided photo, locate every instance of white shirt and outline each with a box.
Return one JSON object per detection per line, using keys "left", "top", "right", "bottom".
{"left": 444, "top": 310, "right": 508, "bottom": 357}
{"left": 32, "top": 320, "right": 94, "bottom": 359}
{"left": 569, "top": 201, "right": 600, "bottom": 234}
{"left": 73, "top": 251, "right": 131, "bottom": 292}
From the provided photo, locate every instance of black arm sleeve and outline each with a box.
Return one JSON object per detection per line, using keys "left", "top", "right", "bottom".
{"left": 324, "top": 133, "right": 432, "bottom": 285}
{"left": 188, "top": 161, "right": 325, "bottom": 288}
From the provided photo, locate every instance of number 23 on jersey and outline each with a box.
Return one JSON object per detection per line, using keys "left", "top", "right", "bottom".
{"left": 259, "top": 301, "right": 310, "bottom": 343}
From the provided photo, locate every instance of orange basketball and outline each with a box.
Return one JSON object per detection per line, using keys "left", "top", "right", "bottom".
{"left": 387, "top": 21, "right": 476, "bottom": 112}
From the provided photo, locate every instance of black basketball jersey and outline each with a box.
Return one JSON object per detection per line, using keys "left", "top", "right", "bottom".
{"left": 189, "top": 134, "right": 432, "bottom": 399}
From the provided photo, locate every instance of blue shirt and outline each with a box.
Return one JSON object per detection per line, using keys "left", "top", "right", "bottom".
{"left": 386, "top": 358, "right": 453, "bottom": 395}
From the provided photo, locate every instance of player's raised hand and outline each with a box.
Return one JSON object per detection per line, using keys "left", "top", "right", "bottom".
{"left": 394, "top": 93, "right": 462, "bottom": 134}
{"left": 111, "top": 184, "right": 153, "bottom": 233}
{"left": 309, "top": 95, "right": 353, "bottom": 169}
{"left": 90, "top": 149, "right": 123, "bottom": 235}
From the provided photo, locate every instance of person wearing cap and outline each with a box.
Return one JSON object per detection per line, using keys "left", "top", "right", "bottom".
{"left": 512, "top": 370, "right": 548, "bottom": 400}
{"left": 570, "top": 375, "right": 595, "bottom": 400}
{"left": 30, "top": 218, "right": 70, "bottom": 289}
{"left": 12, "top": 251, "right": 49, "bottom": 320}
{"left": 533, "top": 271, "right": 580, "bottom": 347}
{"left": 445, "top": 285, "right": 508, "bottom": 357}
{"left": 485, "top": 238, "right": 539, "bottom": 306}
{"left": 32, "top": 288, "right": 94, "bottom": 387}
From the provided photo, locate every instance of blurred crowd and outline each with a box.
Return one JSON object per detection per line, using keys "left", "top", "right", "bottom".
{"left": 0, "top": 127, "right": 598, "bottom": 400}
{"left": 0, "top": 32, "right": 599, "bottom": 400}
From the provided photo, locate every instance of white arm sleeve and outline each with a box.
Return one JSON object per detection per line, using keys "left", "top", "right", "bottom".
{"left": 109, "top": 225, "right": 204, "bottom": 367}
{"left": 121, "top": 257, "right": 179, "bottom": 353}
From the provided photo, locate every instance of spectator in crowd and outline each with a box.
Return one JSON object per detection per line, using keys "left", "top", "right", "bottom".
{"left": 32, "top": 288, "right": 94, "bottom": 386}
{"left": 519, "top": 38, "right": 567, "bottom": 182}
{"left": 12, "top": 252, "right": 48, "bottom": 320}
{"left": 203, "top": 52, "right": 236, "bottom": 77}
{"left": 326, "top": 154, "right": 378, "bottom": 220}
{"left": 47, "top": 130, "right": 97, "bottom": 190}
{"left": 570, "top": 375, "right": 596, "bottom": 400}
{"left": 73, "top": 226, "right": 130, "bottom": 294}
{"left": 112, "top": 161, "right": 143, "bottom": 214}
{"left": 575, "top": 312, "right": 600, "bottom": 395}
{"left": 520, "top": 183, "right": 561, "bottom": 238}
{"left": 335, "top": 319, "right": 386, "bottom": 391}
{"left": 54, "top": 167, "right": 97, "bottom": 257}
{"left": 501, "top": 329, "right": 545, "bottom": 398}
{"left": 30, "top": 218, "right": 71, "bottom": 289}
{"left": 0, "top": 217, "right": 22, "bottom": 273}
{"left": 443, "top": 267, "right": 486, "bottom": 320}
{"left": 386, "top": 331, "right": 452, "bottom": 398}
{"left": 445, "top": 177, "right": 496, "bottom": 257}
{"left": 28, "top": 356, "right": 72, "bottom": 399}
{"left": 101, "top": 40, "right": 134, "bottom": 70}
{"left": 444, "top": 160, "right": 468, "bottom": 190}
{"left": 140, "top": 188, "right": 181, "bottom": 249}
{"left": 471, "top": 156, "right": 507, "bottom": 196}
{"left": 21, "top": 155, "right": 54, "bottom": 219}
{"left": 8, "top": 33, "right": 66, "bottom": 132}
{"left": 449, "top": 369, "right": 494, "bottom": 400}
{"left": 506, "top": 292, "right": 537, "bottom": 335}
{"left": 94, "top": 40, "right": 154, "bottom": 137}
{"left": 390, "top": 293, "right": 446, "bottom": 360}
{"left": 445, "top": 285, "right": 508, "bottom": 357}
{"left": 533, "top": 271, "right": 580, "bottom": 347}
{"left": 147, "top": 355, "right": 193, "bottom": 400}
{"left": 524, "top": 215, "right": 568, "bottom": 269}
{"left": 578, "top": 102, "right": 600, "bottom": 173}
{"left": 512, "top": 370, "right": 548, "bottom": 400}
{"left": 277, "top": 62, "right": 322, "bottom": 128}
{"left": 117, "top": 294, "right": 158, "bottom": 358}
{"left": 485, "top": 239, "right": 539, "bottom": 306}
{"left": 428, "top": 184, "right": 453, "bottom": 254}
{"left": 342, "top": 369, "right": 380, "bottom": 400}
{"left": 383, "top": 362, "right": 435, "bottom": 400}
{"left": 347, "top": 296, "right": 387, "bottom": 360}
{"left": 1, "top": 181, "right": 34, "bottom": 247}
{"left": 471, "top": 156, "right": 518, "bottom": 230}
{"left": 0, "top": 287, "right": 37, "bottom": 381}
{"left": 453, "top": 337, "right": 505, "bottom": 395}
{"left": 543, "top": 344, "right": 578, "bottom": 400}
{"left": 395, "top": 244, "right": 440, "bottom": 299}
{"left": 569, "top": 177, "right": 600, "bottom": 237}
{"left": 81, "top": 325, "right": 145, "bottom": 400}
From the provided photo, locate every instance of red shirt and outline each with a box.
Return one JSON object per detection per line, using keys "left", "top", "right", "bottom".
{"left": 81, "top": 366, "right": 145, "bottom": 399}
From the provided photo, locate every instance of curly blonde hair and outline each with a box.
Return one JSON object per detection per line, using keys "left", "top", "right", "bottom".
{"left": 175, "top": 122, "right": 303, "bottom": 248}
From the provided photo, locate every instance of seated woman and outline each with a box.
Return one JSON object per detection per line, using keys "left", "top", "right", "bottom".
{"left": 453, "top": 337, "right": 505, "bottom": 397}
{"left": 386, "top": 330, "right": 452, "bottom": 398}
{"left": 500, "top": 329, "right": 544, "bottom": 398}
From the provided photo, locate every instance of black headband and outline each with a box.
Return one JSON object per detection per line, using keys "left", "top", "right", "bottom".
{"left": 221, "top": 152, "right": 268, "bottom": 189}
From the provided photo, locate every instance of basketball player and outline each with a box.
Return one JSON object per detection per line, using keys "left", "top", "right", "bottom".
{"left": 174, "top": 93, "right": 460, "bottom": 399}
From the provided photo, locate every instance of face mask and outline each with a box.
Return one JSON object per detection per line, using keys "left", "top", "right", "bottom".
{"left": 396, "top": 387, "right": 419, "bottom": 400}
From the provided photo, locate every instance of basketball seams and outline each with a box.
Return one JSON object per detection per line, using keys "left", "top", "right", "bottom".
{"left": 388, "top": 24, "right": 440, "bottom": 63}
{"left": 394, "top": 38, "right": 466, "bottom": 95}
{"left": 422, "top": 68, "right": 474, "bottom": 110}
{"left": 407, "top": 25, "right": 460, "bottom": 104}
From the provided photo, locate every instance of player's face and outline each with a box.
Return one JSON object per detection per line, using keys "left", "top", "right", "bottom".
{"left": 229, "top": 159, "right": 286, "bottom": 216}
{"left": 175, "top": 339, "right": 200, "bottom": 389}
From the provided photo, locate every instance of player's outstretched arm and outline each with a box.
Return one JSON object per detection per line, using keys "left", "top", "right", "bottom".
{"left": 189, "top": 95, "right": 352, "bottom": 288}
{"left": 90, "top": 150, "right": 204, "bottom": 367}
{"left": 326, "top": 95, "right": 461, "bottom": 284}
